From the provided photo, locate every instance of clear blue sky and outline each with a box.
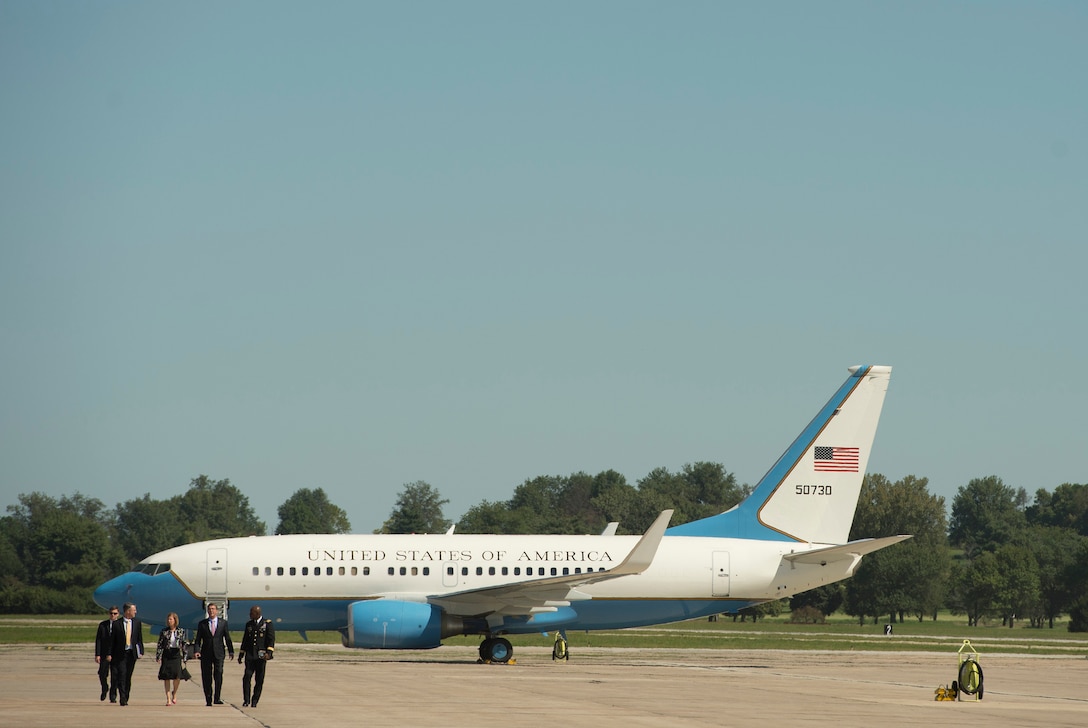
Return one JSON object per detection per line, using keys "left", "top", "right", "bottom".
{"left": 2, "top": 2, "right": 1085, "bottom": 534}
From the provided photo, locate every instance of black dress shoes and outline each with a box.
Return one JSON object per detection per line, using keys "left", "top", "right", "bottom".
{"left": 214, "top": 699, "right": 224, "bottom": 704}
{"left": 242, "top": 701, "right": 249, "bottom": 707}
{"left": 100, "top": 690, "right": 107, "bottom": 701}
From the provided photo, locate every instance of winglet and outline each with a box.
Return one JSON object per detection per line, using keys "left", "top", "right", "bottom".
{"left": 607, "top": 509, "right": 673, "bottom": 576}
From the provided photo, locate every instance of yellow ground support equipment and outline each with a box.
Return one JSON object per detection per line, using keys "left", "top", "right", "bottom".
{"left": 552, "top": 631, "right": 569, "bottom": 661}
{"left": 956, "top": 639, "right": 984, "bottom": 701}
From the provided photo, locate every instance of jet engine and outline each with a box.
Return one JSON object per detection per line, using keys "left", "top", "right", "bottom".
{"left": 343, "top": 600, "right": 467, "bottom": 649}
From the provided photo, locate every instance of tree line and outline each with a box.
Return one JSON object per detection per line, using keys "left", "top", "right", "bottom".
{"left": 3, "top": 469, "right": 1087, "bottom": 631}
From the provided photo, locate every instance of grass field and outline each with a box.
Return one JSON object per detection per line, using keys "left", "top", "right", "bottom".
{"left": 3, "top": 612, "right": 1087, "bottom": 656}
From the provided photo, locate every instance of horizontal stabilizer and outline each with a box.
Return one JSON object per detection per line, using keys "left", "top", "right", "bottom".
{"left": 782, "top": 535, "right": 912, "bottom": 565}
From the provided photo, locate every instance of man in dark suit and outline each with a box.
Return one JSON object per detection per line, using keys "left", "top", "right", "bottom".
{"left": 194, "top": 602, "right": 234, "bottom": 706}
{"left": 111, "top": 602, "right": 144, "bottom": 706}
{"left": 238, "top": 605, "right": 276, "bottom": 707}
{"left": 94, "top": 605, "right": 120, "bottom": 702}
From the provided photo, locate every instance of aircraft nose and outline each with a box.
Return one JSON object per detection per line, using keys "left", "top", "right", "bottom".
{"left": 93, "top": 575, "right": 131, "bottom": 609}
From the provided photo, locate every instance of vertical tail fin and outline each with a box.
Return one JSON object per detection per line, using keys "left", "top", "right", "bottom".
{"left": 667, "top": 365, "right": 892, "bottom": 544}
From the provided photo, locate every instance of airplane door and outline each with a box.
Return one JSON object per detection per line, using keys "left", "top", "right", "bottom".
{"left": 207, "top": 548, "right": 227, "bottom": 595}
{"left": 712, "top": 551, "right": 730, "bottom": 597}
{"left": 442, "top": 562, "right": 458, "bottom": 588}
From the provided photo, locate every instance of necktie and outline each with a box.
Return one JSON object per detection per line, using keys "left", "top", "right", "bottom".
{"left": 124, "top": 619, "right": 131, "bottom": 648}
{"left": 211, "top": 618, "right": 217, "bottom": 633}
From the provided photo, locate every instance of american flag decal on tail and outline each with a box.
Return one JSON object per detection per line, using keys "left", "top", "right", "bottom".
{"left": 814, "top": 446, "right": 860, "bottom": 472}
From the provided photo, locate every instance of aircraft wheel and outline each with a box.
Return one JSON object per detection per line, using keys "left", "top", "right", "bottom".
{"left": 482, "top": 637, "right": 513, "bottom": 663}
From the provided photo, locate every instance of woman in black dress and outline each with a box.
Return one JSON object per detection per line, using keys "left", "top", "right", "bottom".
{"left": 155, "top": 612, "right": 187, "bottom": 705}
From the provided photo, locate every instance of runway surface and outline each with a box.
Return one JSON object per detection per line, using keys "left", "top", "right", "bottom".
{"left": 2, "top": 642, "right": 1086, "bottom": 727}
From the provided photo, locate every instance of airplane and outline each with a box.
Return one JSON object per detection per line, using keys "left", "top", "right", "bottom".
{"left": 94, "top": 364, "right": 907, "bottom": 663}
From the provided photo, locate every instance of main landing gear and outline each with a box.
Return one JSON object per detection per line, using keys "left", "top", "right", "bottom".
{"left": 478, "top": 637, "right": 514, "bottom": 663}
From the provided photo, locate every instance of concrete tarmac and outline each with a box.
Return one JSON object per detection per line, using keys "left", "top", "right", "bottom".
{"left": 2, "top": 643, "right": 1086, "bottom": 727}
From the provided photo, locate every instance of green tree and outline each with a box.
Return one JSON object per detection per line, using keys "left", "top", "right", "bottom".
{"left": 377, "top": 481, "right": 450, "bottom": 534}
{"left": 949, "top": 552, "right": 1003, "bottom": 626}
{"left": 113, "top": 493, "right": 183, "bottom": 564}
{"left": 1026, "top": 525, "right": 1086, "bottom": 628}
{"left": 591, "top": 471, "right": 666, "bottom": 534}
{"left": 637, "top": 462, "right": 746, "bottom": 526}
{"left": 845, "top": 474, "right": 950, "bottom": 622}
{"left": 1067, "top": 537, "right": 1088, "bottom": 631}
{"left": 0, "top": 492, "right": 126, "bottom": 613}
{"left": 949, "top": 476, "right": 1028, "bottom": 559}
{"left": 843, "top": 547, "right": 911, "bottom": 625}
{"left": 457, "top": 499, "right": 522, "bottom": 534}
{"left": 993, "top": 542, "right": 1040, "bottom": 628}
{"left": 460, "top": 470, "right": 664, "bottom": 535}
{"left": 1028, "top": 483, "right": 1088, "bottom": 536}
{"left": 790, "top": 584, "right": 845, "bottom": 619}
{"left": 276, "top": 488, "right": 351, "bottom": 534}
{"left": 177, "top": 475, "right": 266, "bottom": 541}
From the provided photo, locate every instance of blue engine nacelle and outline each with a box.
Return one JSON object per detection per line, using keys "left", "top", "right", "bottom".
{"left": 343, "top": 600, "right": 466, "bottom": 649}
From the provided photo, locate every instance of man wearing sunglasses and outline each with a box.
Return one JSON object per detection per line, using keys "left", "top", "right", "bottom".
{"left": 94, "top": 606, "right": 121, "bottom": 702}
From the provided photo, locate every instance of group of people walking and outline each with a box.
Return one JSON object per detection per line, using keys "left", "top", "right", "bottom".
{"left": 94, "top": 602, "right": 276, "bottom": 708}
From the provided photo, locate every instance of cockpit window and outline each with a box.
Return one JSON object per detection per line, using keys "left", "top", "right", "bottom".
{"left": 135, "top": 563, "right": 171, "bottom": 575}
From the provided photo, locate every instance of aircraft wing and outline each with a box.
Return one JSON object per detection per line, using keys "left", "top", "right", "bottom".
{"left": 429, "top": 510, "right": 673, "bottom": 618}
{"left": 782, "top": 535, "right": 912, "bottom": 567}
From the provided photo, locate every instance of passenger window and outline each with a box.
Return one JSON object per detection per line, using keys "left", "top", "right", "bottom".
{"left": 399, "top": 567, "right": 407, "bottom": 576}
{"left": 461, "top": 567, "right": 468, "bottom": 576}
{"left": 277, "top": 567, "right": 284, "bottom": 576}
{"left": 423, "top": 567, "right": 430, "bottom": 576}
{"left": 514, "top": 567, "right": 521, "bottom": 576}
{"left": 388, "top": 567, "right": 395, "bottom": 576}
{"left": 252, "top": 567, "right": 259, "bottom": 576}
{"left": 265, "top": 567, "right": 272, "bottom": 576}
{"left": 363, "top": 567, "right": 370, "bottom": 576}
{"left": 447, "top": 567, "right": 454, "bottom": 576}
{"left": 339, "top": 566, "right": 345, "bottom": 576}
{"left": 290, "top": 567, "right": 296, "bottom": 576}
{"left": 502, "top": 567, "right": 508, "bottom": 576}
{"left": 563, "top": 568, "right": 570, "bottom": 575}
{"left": 551, "top": 568, "right": 557, "bottom": 576}
{"left": 302, "top": 567, "right": 309, "bottom": 576}
{"left": 351, "top": 567, "right": 358, "bottom": 576}
{"left": 476, "top": 567, "right": 483, "bottom": 576}
{"left": 326, "top": 567, "right": 333, "bottom": 575}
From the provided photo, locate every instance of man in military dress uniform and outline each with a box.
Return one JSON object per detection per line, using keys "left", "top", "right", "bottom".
{"left": 238, "top": 605, "right": 276, "bottom": 707}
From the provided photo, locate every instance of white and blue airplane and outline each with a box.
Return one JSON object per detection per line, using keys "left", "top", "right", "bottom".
{"left": 95, "top": 365, "right": 906, "bottom": 662}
